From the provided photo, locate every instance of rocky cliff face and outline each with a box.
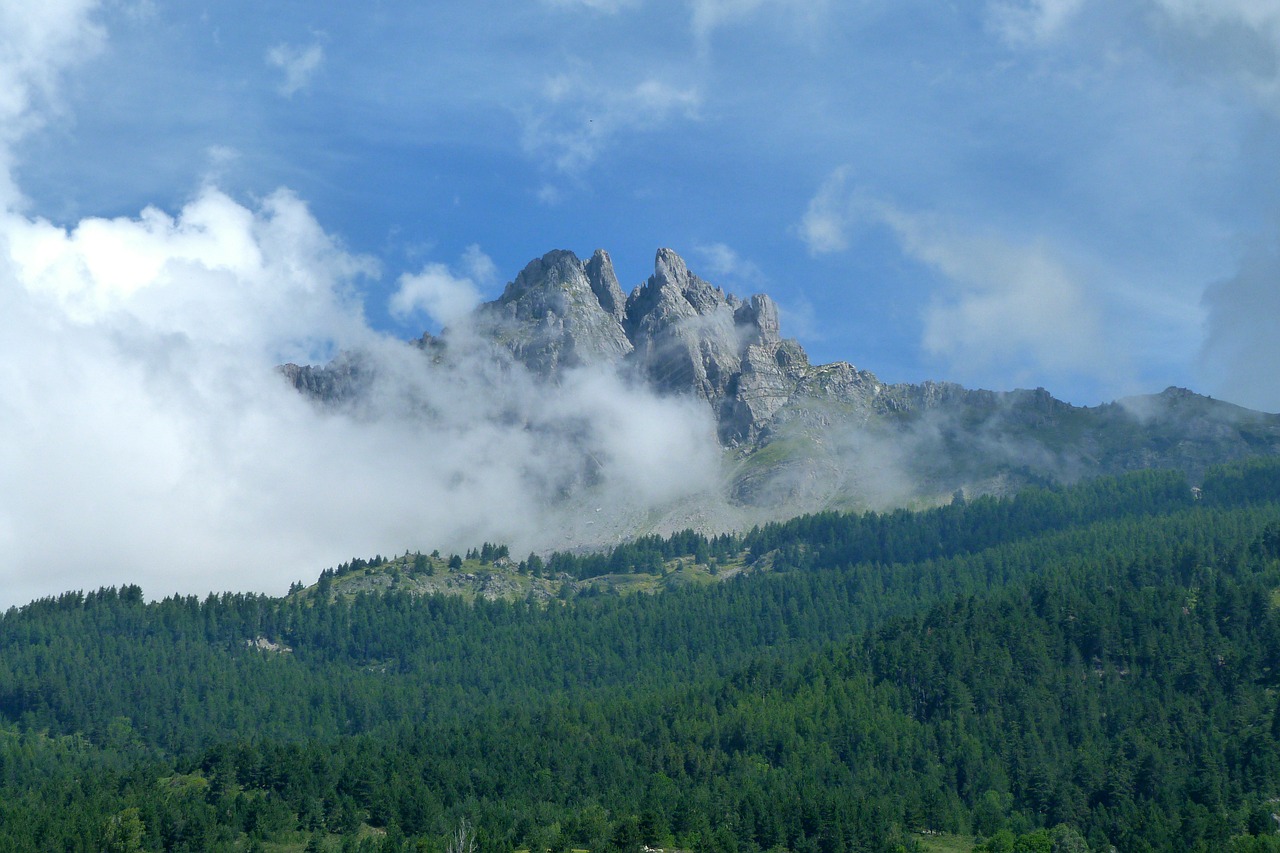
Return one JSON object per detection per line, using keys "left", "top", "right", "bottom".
{"left": 282, "top": 247, "right": 1280, "bottom": 515}
{"left": 473, "top": 249, "right": 633, "bottom": 376}
{"left": 467, "top": 247, "right": 814, "bottom": 444}
{"left": 621, "top": 249, "right": 802, "bottom": 443}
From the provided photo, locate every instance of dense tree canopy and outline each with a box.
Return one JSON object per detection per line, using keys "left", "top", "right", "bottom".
{"left": 1, "top": 459, "right": 1279, "bottom": 851}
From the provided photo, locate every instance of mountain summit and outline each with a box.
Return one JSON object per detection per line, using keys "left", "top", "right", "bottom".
{"left": 284, "top": 248, "right": 1280, "bottom": 523}
{"left": 472, "top": 248, "right": 806, "bottom": 444}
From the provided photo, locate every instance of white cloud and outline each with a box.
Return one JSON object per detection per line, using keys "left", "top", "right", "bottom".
{"left": 459, "top": 243, "right": 497, "bottom": 284}
{"left": 0, "top": 188, "right": 381, "bottom": 604}
{"left": 878, "top": 207, "right": 1118, "bottom": 390}
{"left": 0, "top": 184, "right": 725, "bottom": 607}
{"left": 390, "top": 245, "right": 495, "bottom": 327}
{"left": 0, "top": 0, "right": 104, "bottom": 203}
{"left": 266, "top": 41, "right": 324, "bottom": 97}
{"left": 694, "top": 242, "right": 763, "bottom": 283}
{"left": 522, "top": 73, "right": 701, "bottom": 174}
{"left": 0, "top": 0, "right": 104, "bottom": 128}
{"left": 6, "top": 187, "right": 374, "bottom": 355}
{"left": 0, "top": 0, "right": 733, "bottom": 608}
{"left": 797, "top": 166, "right": 855, "bottom": 255}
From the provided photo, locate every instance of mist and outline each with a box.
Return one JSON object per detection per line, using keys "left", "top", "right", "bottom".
{"left": 1199, "top": 235, "right": 1280, "bottom": 415}
{"left": 0, "top": 185, "right": 723, "bottom": 608}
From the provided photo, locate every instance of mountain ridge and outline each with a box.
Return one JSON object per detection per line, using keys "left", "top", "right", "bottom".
{"left": 282, "top": 247, "right": 1280, "bottom": 525}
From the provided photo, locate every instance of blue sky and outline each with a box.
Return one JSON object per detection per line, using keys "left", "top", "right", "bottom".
{"left": 3, "top": 0, "right": 1280, "bottom": 603}
{"left": 16, "top": 0, "right": 1280, "bottom": 409}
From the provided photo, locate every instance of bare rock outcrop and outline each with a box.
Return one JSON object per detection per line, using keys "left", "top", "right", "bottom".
{"left": 474, "top": 249, "right": 634, "bottom": 377}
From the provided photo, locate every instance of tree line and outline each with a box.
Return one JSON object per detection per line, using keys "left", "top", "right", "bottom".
{"left": 0, "top": 459, "right": 1279, "bottom": 851}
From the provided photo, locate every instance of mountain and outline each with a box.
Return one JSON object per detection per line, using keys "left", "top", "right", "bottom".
{"left": 447, "top": 246, "right": 804, "bottom": 446}
{"left": 283, "top": 247, "right": 1280, "bottom": 521}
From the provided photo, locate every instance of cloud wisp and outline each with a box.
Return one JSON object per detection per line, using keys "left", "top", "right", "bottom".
{"left": 797, "top": 168, "right": 1135, "bottom": 397}
{"left": 693, "top": 242, "right": 764, "bottom": 285}
{"left": 521, "top": 73, "right": 701, "bottom": 176}
{"left": 796, "top": 165, "right": 857, "bottom": 256}
{"left": 986, "top": 0, "right": 1086, "bottom": 46}
{"left": 266, "top": 41, "right": 324, "bottom": 97}
{"left": 390, "top": 245, "right": 497, "bottom": 329}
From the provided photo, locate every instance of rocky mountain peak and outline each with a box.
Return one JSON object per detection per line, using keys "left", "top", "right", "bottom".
{"left": 501, "top": 249, "right": 579, "bottom": 301}
{"left": 613, "top": 249, "right": 804, "bottom": 443}
{"left": 465, "top": 247, "right": 807, "bottom": 444}
{"left": 734, "top": 293, "right": 781, "bottom": 343}
{"left": 584, "top": 249, "right": 627, "bottom": 323}
{"left": 649, "top": 247, "right": 732, "bottom": 315}
{"left": 652, "top": 247, "right": 690, "bottom": 291}
{"left": 476, "top": 249, "right": 633, "bottom": 377}
{"left": 281, "top": 245, "right": 1280, "bottom": 521}
{"left": 625, "top": 251, "right": 745, "bottom": 400}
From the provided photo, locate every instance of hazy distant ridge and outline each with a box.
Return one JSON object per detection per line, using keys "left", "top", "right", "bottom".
{"left": 284, "top": 248, "right": 1280, "bottom": 535}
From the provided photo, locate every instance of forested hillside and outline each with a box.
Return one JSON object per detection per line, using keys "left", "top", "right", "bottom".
{"left": 2, "top": 459, "right": 1280, "bottom": 852}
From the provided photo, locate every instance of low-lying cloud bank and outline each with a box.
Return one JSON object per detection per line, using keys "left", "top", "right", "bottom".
{"left": 0, "top": 2, "right": 725, "bottom": 607}
{"left": 0, "top": 185, "right": 721, "bottom": 607}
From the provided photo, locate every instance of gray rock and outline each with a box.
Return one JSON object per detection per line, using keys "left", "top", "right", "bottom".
{"left": 278, "top": 352, "right": 371, "bottom": 404}
{"left": 475, "top": 249, "right": 632, "bottom": 378}
{"left": 622, "top": 250, "right": 808, "bottom": 443}
{"left": 584, "top": 249, "right": 628, "bottom": 323}
{"left": 624, "top": 249, "right": 741, "bottom": 403}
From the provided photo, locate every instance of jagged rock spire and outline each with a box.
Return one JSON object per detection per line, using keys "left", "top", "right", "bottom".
{"left": 474, "top": 249, "right": 633, "bottom": 377}
{"left": 472, "top": 247, "right": 812, "bottom": 443}
{"left": 584, "top": 249, "right": 627, "bottom": 323}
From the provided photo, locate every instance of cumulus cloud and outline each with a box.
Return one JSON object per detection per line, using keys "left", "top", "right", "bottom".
{"left": 0, "top": 188, "right": 381, "bottom": 605}
{"left": 0, "top": 182, "right": 726, "bottom": 607}
{"left": 7, "top": 187, "right": 374, "bottom": 351}
{"left": 0, "top": 2, "right": 727, "bottom": 607}
{"left": 390, "top": 245, "right": 495, "bottom": 327}
{"left": 266, "top": 41, "right": 324, "bottom": 97}
{"left": 522, "top": 73, "right": 700, "bottom": 173}
{"left": 1198, "top": 234, "right": 1280, "bottom": 412}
